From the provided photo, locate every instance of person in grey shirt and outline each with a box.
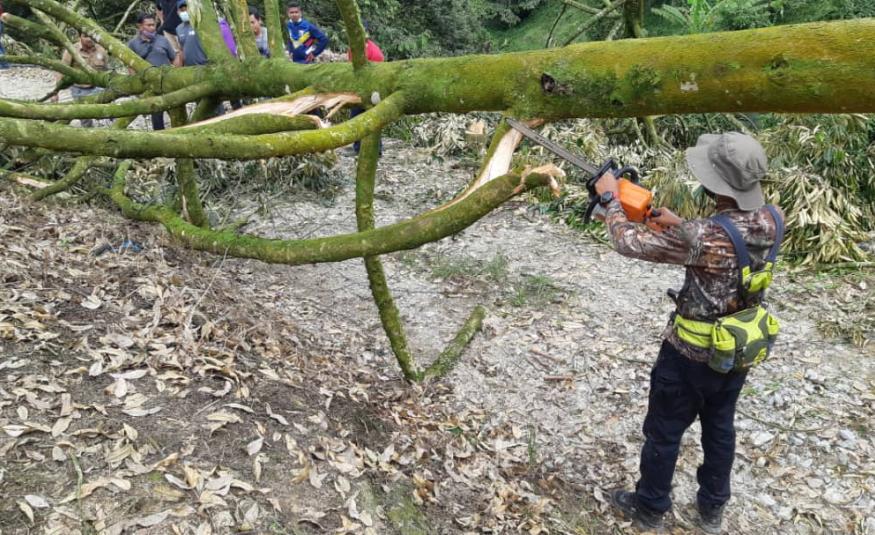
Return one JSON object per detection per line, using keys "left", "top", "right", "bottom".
{"left": 127, "top": 13, "right": 177, "bottom": 130}
{"left": 249, "top": 6, "right": 270, "bottom": 57}
{"left": 175, "top": 0, "right": 208, "bottom": 66}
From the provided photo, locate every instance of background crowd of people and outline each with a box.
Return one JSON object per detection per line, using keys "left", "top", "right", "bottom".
{"left": 36, "top": 1, "right": 384, "bottom": 131}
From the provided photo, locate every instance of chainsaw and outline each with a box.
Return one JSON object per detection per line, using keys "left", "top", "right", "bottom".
{"left": 507, "top": 119, "right": 658, "bottom": 226}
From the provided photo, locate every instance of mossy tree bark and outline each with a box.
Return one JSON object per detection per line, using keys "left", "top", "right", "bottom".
{"left": 2, "top": 0, "right": 875, "bottom": 379}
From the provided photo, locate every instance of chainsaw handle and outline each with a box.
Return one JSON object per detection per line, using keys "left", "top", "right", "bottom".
{"left": 583, "top": 160, "right": 642, "bottom": 223}
{"left": 614, "top": 165, "right": 641, "bottom": 184}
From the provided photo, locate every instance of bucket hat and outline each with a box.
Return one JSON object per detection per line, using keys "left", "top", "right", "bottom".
{"left": 685, "top": 132, "right": 767, "bottom": 210}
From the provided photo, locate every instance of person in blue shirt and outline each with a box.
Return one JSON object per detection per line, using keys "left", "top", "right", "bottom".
{"left": 0, "top": 1, "right": 8, "bottom": 69}
{"left": 285, "top": 2, "right": 328, "bottom": 64}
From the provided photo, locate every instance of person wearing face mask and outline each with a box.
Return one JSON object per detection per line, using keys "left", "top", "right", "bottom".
{"left": 285, "top": 2, "right": 328, "bottom": 64}
{"left": 175, "top": 0, "right": 237, "bottom": 66}
{"left": 127, "top": 13, "right": 178, "bottom": 130}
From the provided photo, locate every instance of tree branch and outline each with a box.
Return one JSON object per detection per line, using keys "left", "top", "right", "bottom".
{"left": 105, "top": 169, "right": 560, "bottom": 265}
{"left": 31, "top": 116, "right": 136, "bottom": 201}
{"left": 562, "top": 0, "right": 626, "bottom": 46}
{"left": 354, "top": 133, "right": 419, "bottom": 380}
{"left": 231, "top": 0, "right": 260, "bottom": 60}
{"left": 7, "top": 0, "right": 150, "bottom": 72}
{"left": 0, "top": 55, "right": 100, "bottom": 87}
{"left": 32, "top": 9, "right": 96, "bottom": 75}
{"left": 0, "top": 13, "right": 57, "bottom": 43}
{"left": 0, "top": 82, "right": 216, "bottom": 120}
{"left": 0, "top": 92, "right": 406, "bottom": 159}
{"left": 263, "top": 0, "right": 286, "bottom": 59}
{"left": 189, "top": 0, "right": 235, "bottom": 62}
{"left": 336, "top": 0, "right": 367, "bottom": 70}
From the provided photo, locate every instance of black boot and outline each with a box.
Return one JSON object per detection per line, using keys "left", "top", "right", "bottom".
{"left": 609, "top": 489, "right": 665, "bottom": 530}
{"left": 696, "top": 502, "right": 725, "bottom": 534}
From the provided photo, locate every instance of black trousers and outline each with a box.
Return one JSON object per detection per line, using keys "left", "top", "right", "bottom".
{"left": 635, "top": 340, "right": 748, "bottom": 514}
{"left": 150, "top": 112, "right": 165, "bottom": 131}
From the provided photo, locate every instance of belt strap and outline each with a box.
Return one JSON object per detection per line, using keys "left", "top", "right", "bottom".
{"left": 673, "top": 314, "right": 714, "bottom": 349}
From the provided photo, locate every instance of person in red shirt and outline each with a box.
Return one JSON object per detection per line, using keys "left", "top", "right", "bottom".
{"left": 348, "top": 39, "right": 385, "bottom": 63}
{"left": 347, "top": 31, "right": 385, "bottom": 155}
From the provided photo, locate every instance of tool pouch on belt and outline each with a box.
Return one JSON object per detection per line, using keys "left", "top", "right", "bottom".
{"left": 675, "top": 205, "right": 785, "bottom": 374}
{"left": 709, "top": 305, "right": 780, "bottom": 373}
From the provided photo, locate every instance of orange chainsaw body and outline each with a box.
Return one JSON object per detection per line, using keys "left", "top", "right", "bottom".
{"left": 618, "top": 178, "right": 653, "bottom": 223}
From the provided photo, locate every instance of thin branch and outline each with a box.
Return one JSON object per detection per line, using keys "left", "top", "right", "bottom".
{"left": 564, "top": 0, "right": 602, "bottom": 15}
{"left": 7, "top": 0, "right": 150, "bottom": 71}
{"left": 112, "top": 0, "right": 142, "bottom": 34}
{"left": 546, "top": 3, "right": 570, "bottom": 48}
{"left": 0, "top": 55, "right": 99, "bottom": 87}
{"left": 231, "top": 0, "right": 260, "bottom": 60}
{"left": 335, "top": 0, "right": 367, "bottom": 70}
{"left": 0, "top": 82, "right": 216, "bottom": 120}
{"left": 263, "top": 0, "right": 286, "bottom": 59}
{"left": 31, "top": 116, "right": 136, "bottom": 201}
{"left": 1, "top": 13, "right": 57, "bottom": 43}
{"left": 563, "top": 0, "right": 627, "bottom": 46}
{"left": 104, "top": 168, "right": 562, "bottom": 266}
{"left": 0, "top": 92, "right": 407, "bottom": 160}
{"left": 32, "top": 9, "right": 96, "bottom": 75}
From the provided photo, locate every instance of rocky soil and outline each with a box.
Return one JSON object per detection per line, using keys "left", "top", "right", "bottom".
{"left": 1, "top": 66, "right": 873, "bottom": 535}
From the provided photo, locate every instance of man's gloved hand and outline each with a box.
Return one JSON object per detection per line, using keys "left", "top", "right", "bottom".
{"left": 647, "top": 207, "right": 684, "bottom": 230}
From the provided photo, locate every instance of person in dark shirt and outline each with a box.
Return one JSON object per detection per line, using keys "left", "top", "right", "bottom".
{"left": 285, "top": 2, "right": 328, "bottom": 64}
{"left": 155, "top": 0, "right": 182, "bottom": 54}
{"left": 127, "top": 13, "right": 177, "bottom": 130}
{"left": 598, "top": 132, "right": 784, "bottom": 534}
{"left": 175, "top": 0, "right": 237, "bottom": 66}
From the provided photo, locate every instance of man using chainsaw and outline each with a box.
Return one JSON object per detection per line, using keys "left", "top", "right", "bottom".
{"left": 594, "top": 132, "right": 784, "bottom": 534}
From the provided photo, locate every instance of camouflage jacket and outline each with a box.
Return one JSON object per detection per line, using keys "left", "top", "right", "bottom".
{"left": 604, "top": 200, "right": 781, "bottom": 362}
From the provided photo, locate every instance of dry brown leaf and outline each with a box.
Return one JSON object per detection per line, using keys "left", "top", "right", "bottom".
{"left": 59, "top": 393, "right": 73, "bottom": 417}
{"left": 309, "top": 465, "right": 326, "bottom": 489}
{"left": 111, "top": 477, "right": 132, "bottom": 491}
{"left": 224, "top": 403, "right": 254, "bottom": 413}
{"left": 112, "top": 368, "right": 149, "bottom": 380}
{"left": 123, "top": 423, "right": 138, "bottom": 441}
{"left": 266, "top": 403, "right": 289, "bottom": 425}
{"left": 206, "top": 411, "right": 242, "bottom": 424}
{"left": 58, "top": 477, "right": 111, "bottom": 504}
{"left": 52, "top": 446, "right": 66, "bottom": 462}
{"left": 17, "top": 500, "right": 34, "bottom": 523}
{"left": 24, "top": 495, "right": 50, "bottom": 509}
{"left": 246, "top": 437, "right": 264, "bottom": 456}
{"left": 165, "top": 473, "right": 191, "bottom": 490}
{"left": 121, "top": 406, "right": 162, "bottom": 417}
{"left": 134, "top": 510, "right": 169, "bottom": 527}
{"left": 81, "top": 295, "right": 102, "bottom": 310}
{"left": 51, "top": 417, "right": 71, "bottom": 437}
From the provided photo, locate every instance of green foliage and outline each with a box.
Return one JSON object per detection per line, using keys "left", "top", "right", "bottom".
{"left": 524, "top": 116, "right": 875, "bottom": 266}
{"left": 509, "top": 274, "right": 561, "bottom": 307}
{"left": 652, "top": 0, "right": 773, "bottom": 34}
{"left": 428, "top": 252, "right": 509, "bottom": 284}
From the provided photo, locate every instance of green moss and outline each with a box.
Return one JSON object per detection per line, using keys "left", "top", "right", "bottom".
{"left": 385, "top": 482, "right": 431, "bottom": 534}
